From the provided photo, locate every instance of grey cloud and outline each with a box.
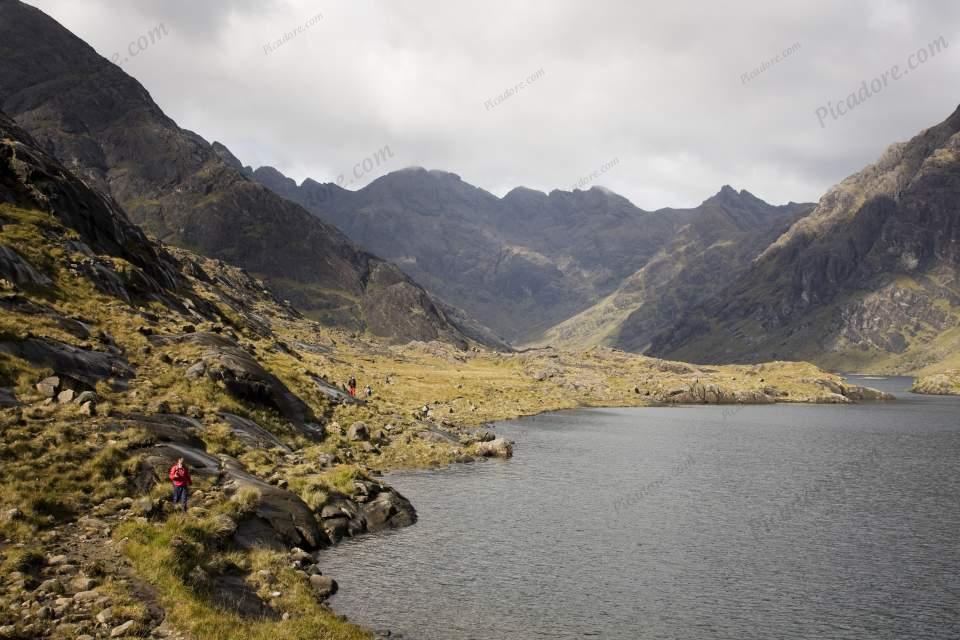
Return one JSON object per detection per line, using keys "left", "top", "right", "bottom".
{"left": 23, "top": 0, "right": 960, "bottom": 209}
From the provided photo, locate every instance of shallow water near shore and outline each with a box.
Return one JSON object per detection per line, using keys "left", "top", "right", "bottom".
{"left": 321, "top": 376, "right": 960, "bottom": 639}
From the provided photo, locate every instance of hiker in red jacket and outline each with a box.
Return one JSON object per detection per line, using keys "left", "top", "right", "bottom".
{"left": 168, "top": 458, "right": 192, "bottom": 512}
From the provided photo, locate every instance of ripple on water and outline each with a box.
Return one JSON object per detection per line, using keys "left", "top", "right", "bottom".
{"left": 320, "top": 378, "right": 960, "bottom": 639}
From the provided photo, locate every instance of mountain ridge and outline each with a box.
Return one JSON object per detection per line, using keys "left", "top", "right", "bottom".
{"left": 248, "top": 161, "right": 810, "bottom": 345}
{"left": 0, "top": 0, "right": 488, "bottom": 348}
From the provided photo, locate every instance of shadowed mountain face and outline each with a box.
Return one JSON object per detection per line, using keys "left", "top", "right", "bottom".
{"left": 0, "top": 0, "right": 480, "bottom": 347}
{"left": 0, "top": 111, "right": 181, "bottom": 299}
{"left": 248, "top": 165, "right": 809, "bottom": 345}
{"left": 649, "top": 105, "right": 960, "bottom": 374}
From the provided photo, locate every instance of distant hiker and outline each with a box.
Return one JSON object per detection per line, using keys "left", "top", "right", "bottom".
{"left": 348, "top": 376, "right": 357, "bottom": 397}
{"left": 364, "top": 385, "right": 373, "bottom": 397}
{"left": 168, "top": 458, "right": 192, "bottom": 512}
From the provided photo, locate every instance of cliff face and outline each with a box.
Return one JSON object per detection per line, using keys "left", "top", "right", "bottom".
{"left": 0, "top": 0, "right": 478, "bottom": 347}
{"left": 0, "top": 112, "right": 179, "bottom": 296}
{"left": 649, "top": 106, "right": 960, "bottom": 373}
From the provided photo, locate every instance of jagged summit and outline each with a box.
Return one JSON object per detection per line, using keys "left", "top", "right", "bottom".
{"left": 700, "top": 185, "right": 765, "bottom": 207}
{"left": 502, "top": 186, "right": 549, "bottom": 202}
{"left": 248, "top": 161, "right": 808, "bottom": 344}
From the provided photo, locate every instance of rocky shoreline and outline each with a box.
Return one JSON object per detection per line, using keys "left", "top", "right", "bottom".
{"left": 0, "top": 351, "right": 894, "bottom": 640}
{"left": 910, "top": 371, "right": 960, "bottom": 396}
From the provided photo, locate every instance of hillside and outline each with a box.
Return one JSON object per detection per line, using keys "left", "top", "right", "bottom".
{"left": 537, "top": 187, "right": 810, "bottom": 350}
{"left": 649, "top": 105, "right": 960, "bottom": 374}
{"left": 0, "top": 0, "right": 481, "bottom": 347}
{"left": 0, "top": 109, "right": 892, "bottom": 639}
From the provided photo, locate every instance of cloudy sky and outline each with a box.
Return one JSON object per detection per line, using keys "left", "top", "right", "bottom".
{"left": 25, "top": 0, "right": 960, "bottom": 209}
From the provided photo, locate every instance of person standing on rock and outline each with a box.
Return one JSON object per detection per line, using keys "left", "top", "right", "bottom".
{"left": 348, "top": 376, "right": 357, "bottom": 397}
{"left": 168, "top": 458, "right": 192, "bottom": 512}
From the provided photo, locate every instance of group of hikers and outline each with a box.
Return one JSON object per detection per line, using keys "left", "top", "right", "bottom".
{"left": 347, "top": 375, "right": 372, "bottom": 399}
{"left": 166, "top": 374, "right": 374, "bottom": 512}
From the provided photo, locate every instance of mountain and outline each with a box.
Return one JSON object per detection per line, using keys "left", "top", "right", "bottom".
{"left": 538, "top": 186, "right": 810, "bottom": 350}
{"left": 0, "top": 104, "right": 447, "bottom": 637}
{"left": 252, "top": 166, "right": 611, "bottom": 341}
{"left": 649, "top": 105, "right": 960, "bottom": 374}
{"left": 0, "top": 0, "right": 482, "bottom": 347}
{"left": 249, "top": 166, "right": 808, "bottom": 345}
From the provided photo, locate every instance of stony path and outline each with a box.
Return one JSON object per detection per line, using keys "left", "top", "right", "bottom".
{"left": 1, "top": 500, "right": 188, "bottom": 640}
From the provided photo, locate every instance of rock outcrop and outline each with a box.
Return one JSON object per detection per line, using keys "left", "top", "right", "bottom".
{"left": 473, "top": 438, "right": 513, "bottom": 458}
{"left": 656, "top": 382, "right": 778, "bottom": 405}
{"left": 911, "top": 371, "right": 960, "bottom": 395}
{"left": 318, "top": 480, "right": 416, "bottom": 543}
{"left": 222, "top": 459, "right": 328, "bottom": 551}
{"left": 0, "top": 337, "right": 132, "bottom": 388}
{"left": 156, "top": 332, "right": 322, "bottom": 436}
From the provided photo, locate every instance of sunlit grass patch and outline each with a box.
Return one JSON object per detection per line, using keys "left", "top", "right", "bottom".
{"left": 116, "top": 516, "right": 371, "bottom": 640}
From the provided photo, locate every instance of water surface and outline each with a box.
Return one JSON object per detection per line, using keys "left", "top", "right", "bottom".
{"left": 321, "top": 376, "right": 960, "bottom": 639}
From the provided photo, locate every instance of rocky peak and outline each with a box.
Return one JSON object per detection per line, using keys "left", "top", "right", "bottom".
{"left": 251, "top": 166, "right": 299, "bottom": 198}
{"left": 211, "top": 141, "right": 246, "bottom": 173}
